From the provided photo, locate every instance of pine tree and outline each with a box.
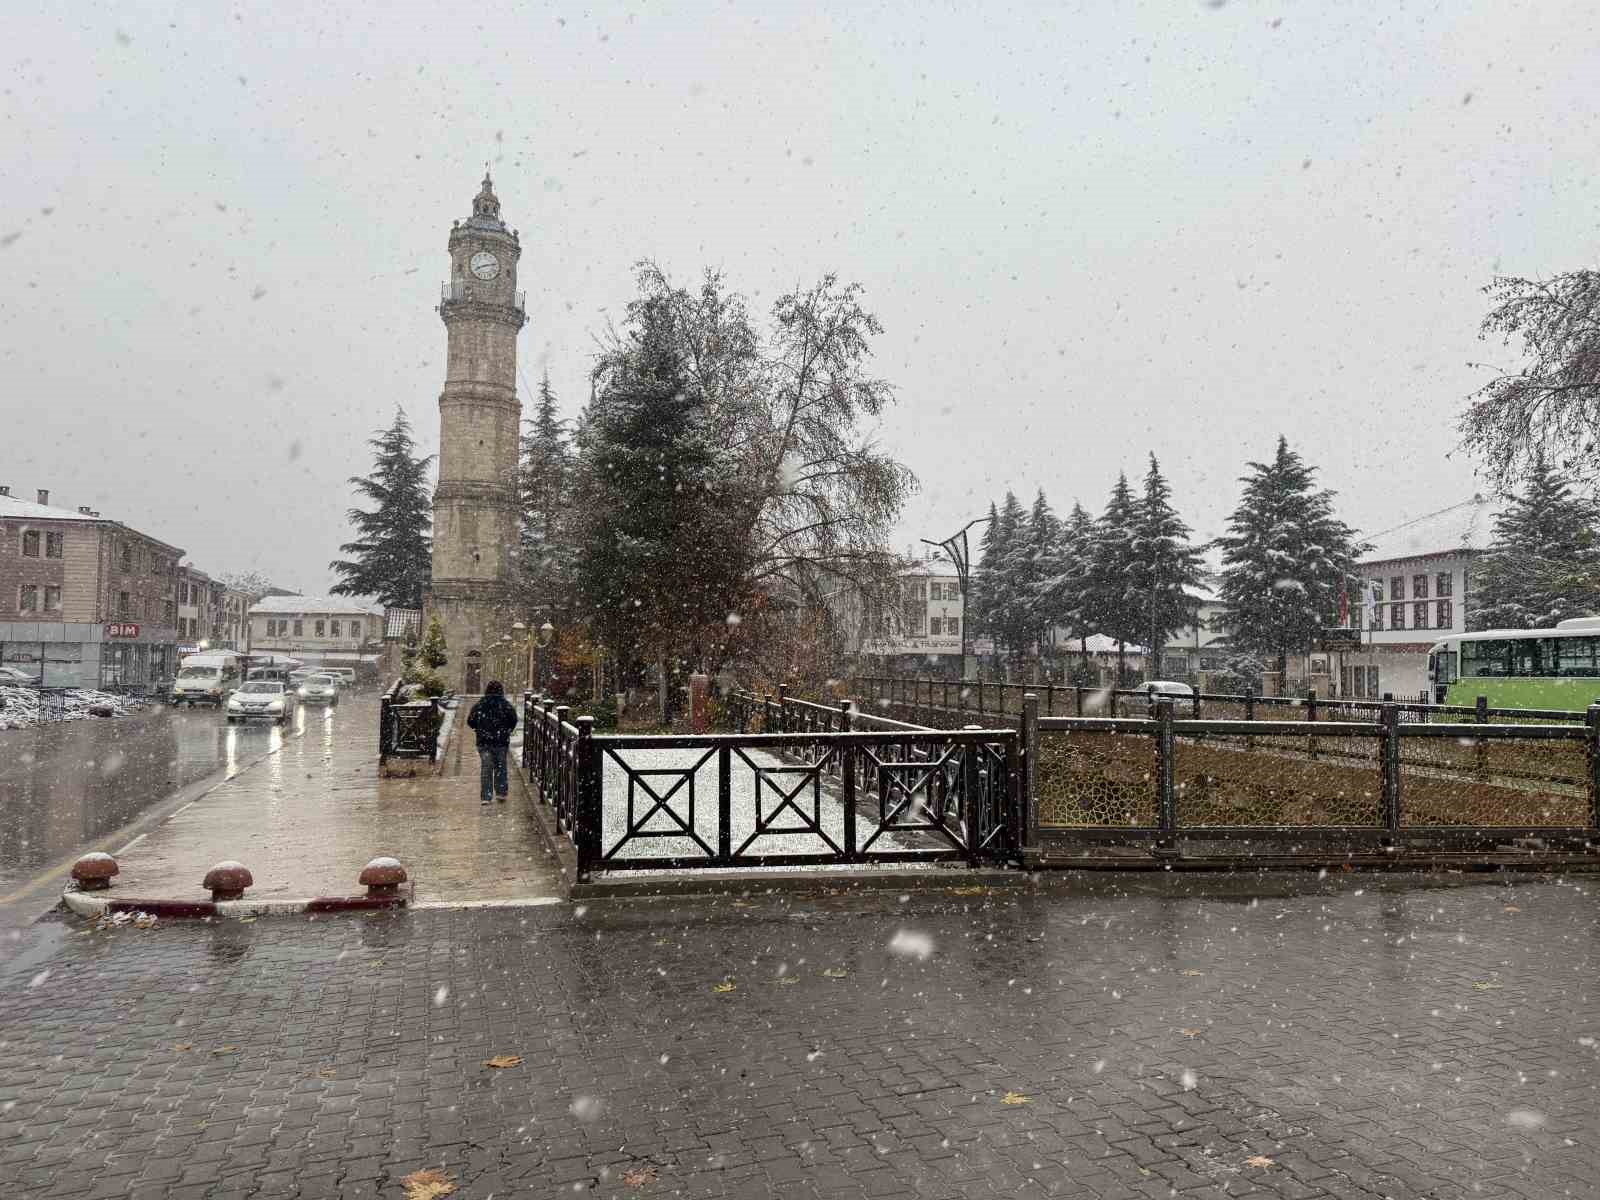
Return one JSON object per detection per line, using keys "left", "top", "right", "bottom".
{"left": 1129, "top": 455, "right": 1206, "bottom": 679}
{"left": 1040, "top": 502, "right": 1096, "bottom": 682}
{"left": 1089, "top": 473, "right": 1142, "bottom": 683}
{"left": 987, "top": 492, "right": 1029, "bottom": 667}
{"left": 519, "top": 371, "right": 574, "bottom": 621}
{"left": 1471, "top": 456, "right": 1600, "bottom": 629}
{"left": 329, "top": 409, "right": 434, "bottom": 608}
{"left": 1006, "top": 490, "right": 1060, "bottom": 663}
{"left": 970, "top": 501, "right": 1005, "bottom": 643}
{"left": 1216, "top": 436, "right": 1360, "bottom": 687}
{"left": 572, "top": 295, "right": 748, "bottom": 699}
{"left": 405, "top": 613, "right": 448, "bottom": 696}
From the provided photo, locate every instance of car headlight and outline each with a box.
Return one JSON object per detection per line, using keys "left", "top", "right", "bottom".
{"left": 298, "top": 687, "right": 307, "bottom": 696}
{"left": 227, "top": 699, "right": 242, "bottom": 708}
{"left": 268, "top": 701, "right": 284, "bottom": 711}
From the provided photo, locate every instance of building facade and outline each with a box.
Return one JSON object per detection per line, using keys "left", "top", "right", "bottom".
{"left": 0, "top": 486, "right": 183, "bottom": 687}
{"left": 1338, "top": 498, "right": 1495, "bottom": 701}
{"left": 424, "top": 174, "right": 527, "bottom": 695}
{"left": 832, "top": 560, "right": 966, "bottom": 674}
{"left": 246, "top": 595, "right": 384, "bottom": 671}
{"left": 175, "top": 564, "right": 219, "bottom": 652}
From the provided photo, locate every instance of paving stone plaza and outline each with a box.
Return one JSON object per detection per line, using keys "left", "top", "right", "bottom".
{"left": 4, "top": 873, "right": 1598, "bottom": 1198}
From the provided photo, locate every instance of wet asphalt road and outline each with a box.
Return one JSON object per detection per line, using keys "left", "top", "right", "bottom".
{"left": 0, "top": 699, "right": 327, "bottom": 918}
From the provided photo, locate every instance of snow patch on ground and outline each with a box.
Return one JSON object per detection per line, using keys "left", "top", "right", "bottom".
{"left": 0, "top": 686, "right": 143, "bottom": 731}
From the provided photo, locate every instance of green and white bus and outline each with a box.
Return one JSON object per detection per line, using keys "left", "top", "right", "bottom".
{"left": 1427, "top": 617, "right": 1600, "bottom": 709}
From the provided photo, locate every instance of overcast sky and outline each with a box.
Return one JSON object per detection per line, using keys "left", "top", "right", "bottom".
{"left": 4, "top": 1, "right": 1597, "bottom": 592}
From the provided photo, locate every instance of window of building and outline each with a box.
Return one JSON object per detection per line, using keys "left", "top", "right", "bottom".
{"left": 330, "top": 619, "right": 341, "bottom": 638}
{"left": 19, "top": 584, "right": 38, "bottom": 612}
{"left": 121, "top": 544, "right": 132, "bottom": 572}
{"left": 1413, "top": 601, "right": 1429, "bottom": 630}
{"left": 117, "top": 591, "right": 130, "bottom": 618}
{"left": 1412, "top": 574, "right": 1429, "bottom": 600}
{"left": 1350, "top": 604, "right": 1363, "bottom": 631}
{"left": 21, "top": 530, "right": 39, "bottom": 557}
{"left": 45, "top": 532, "right": 62, "bottom": 558}
{"left": 1370, "top": 606, "right": 1384, "bottom": 631}
{"left": 946, "top": 616, "right": 960, "bottom": 637}
{"left": 293, "top": 619, "right": 303, "bottom": 637}
{"left": 44, "top": 585, "right": 62, "bottom": 612}
{"left": 1389, "top": 603, "right": 1404, "bottom": 630}
{"left": 1436, "top": 571, "right": 1453, "bottom": 598}
{"left": 164, "top": 601, "right": 175, "bottom": 625}
{"left": 314, "top": 619, "right": 326, "bottom": 638}
{"left": 928, "top": 617, "right": 942, "bottom": 636}
{"left": 1436, "top": 599, "right": 1452, "bottom": 629}
{"left": 1390, "top": 576, "right": 1405, "bottom": 602}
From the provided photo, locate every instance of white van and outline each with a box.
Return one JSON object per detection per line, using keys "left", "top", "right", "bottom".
{"left": 172, "top": 653, "right": 242, "bottom": 707}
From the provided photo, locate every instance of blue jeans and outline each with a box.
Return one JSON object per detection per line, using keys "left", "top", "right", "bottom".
{"left": 478, "top": 745, "right": 509, "bottom": 802}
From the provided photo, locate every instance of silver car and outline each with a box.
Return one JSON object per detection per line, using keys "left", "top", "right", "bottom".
{"left": 297, "top": 673, "right": 341, "bottom": 706}
{"left": 225, "top": 681, "right": 297, "bottom": 724}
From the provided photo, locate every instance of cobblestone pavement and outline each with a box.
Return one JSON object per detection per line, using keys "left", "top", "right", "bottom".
{"left": 5, "top": 875, "right": 1600, "bottom": 1198}
{"left": 105, "top": 695, "right": 562, "bottom": 903}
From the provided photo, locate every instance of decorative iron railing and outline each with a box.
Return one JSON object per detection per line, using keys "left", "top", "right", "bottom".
{"left": 523, "top": 691, "right": 1019, "bottom": 877}
{"left": 379, "top": 678, "right": 443, "bottom": 766}
{"left": 853, "top": 675, "right": 1593, "bottom": 727}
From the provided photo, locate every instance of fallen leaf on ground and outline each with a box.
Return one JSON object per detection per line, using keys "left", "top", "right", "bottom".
{"left": 400, "top": 1168, "right": 456, "bottom": 1199}
{"left": 822, "top": 968, "right": 848, "bottom": 978}
{"left": 174, "top": 1044, "right": 193, "bottom": 1052}
{"left": 1503, "top": 906, "right": 1521, "bottom": 913}
{"left": 1000, "top": 1091, "right": 1030, "bottom": 1105}
{"left": 1179, "top": 969, "right": 1204, "bottom": 977}
{"left": 212, "top": 1045, "right": 238, "bottom": 1054}
{"left": 621, "top": 1165, "right": 657, "bottom": 1187}
{"left": 482, "top": 1055, "right": 523, "bottom": 1069}
{"left": 1472, "top": 981, "right": 1503, "bottom": 991}
{"left": 1178, "top": 1028, "right": 1202, "bottom": 1038}
{"left": 711, "top": 982, "right": 737, "bottom": 994}
{"left": 1245, "top": 1155, "right": 1275, "bottom": 1169}
{"left": 237, "top": 917, "right": 257, "bottom": 924}
{"left": 316, "top": 1067, "right": 337, "bottom": 1078}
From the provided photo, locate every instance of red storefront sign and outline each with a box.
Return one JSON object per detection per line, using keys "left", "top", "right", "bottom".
{"left": 104, "top": 623, "right": 140, "bottom": 639}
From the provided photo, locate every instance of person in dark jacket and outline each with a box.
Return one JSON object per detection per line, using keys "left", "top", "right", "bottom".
{"left": 466, "top": 681, "right": 519, "bottom": 804}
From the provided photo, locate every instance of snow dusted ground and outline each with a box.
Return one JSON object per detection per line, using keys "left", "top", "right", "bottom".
{"left": 596, "top": 742, "right": 924, "bottom": 862}
{"left": 0, "top": 686, "right": 145, "bottom": 732}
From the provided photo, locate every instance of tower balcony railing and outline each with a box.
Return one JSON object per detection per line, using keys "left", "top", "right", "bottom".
{"left": 440, "top": 280, "right": 525, "bottom": 312}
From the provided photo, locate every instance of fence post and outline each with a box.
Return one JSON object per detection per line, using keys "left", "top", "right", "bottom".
{"left": 378, "top": 694, "right": 391, "bottom": 768}
{"left": 1155, "top": 697, "right": 1176, "bottom": 851}
{"left": 1045, "top": 683, "right": 1055, "bottom": 717}
{"left": 1018, "top": 693, "right": 1038, "bottom": 859}
{"left": 574, "top": 716, "right": 600, "bottom": 876}
{"left": 841, "top": 725, "right": 858, "bottom": 862}
{"left": 962, "top": 724, "right": 983, "bottom": 867}
{"left": 1381, "top": 703, "right": 1401, "bottom": 843}
{"left": 717, "top": 743, "right": 732, "bottom": 865}
{"left": 521, "top": 691, "right": 533, "bottom": 770}
{"left": 1475, "top": 694, "right": 1489, "bottom": 779}
{"left": 1075, "top": 685, "right": 1084, "bottom": 717}
{"left": 1587, "top": 704, "right": 1600, "bottom": 838}
{"left": 977, "top": 680, "right": 985, "bottom": 715}
{"left": 777, "top": 684, "right": 788, "bottom": 733}
{"left": 1307, "top": 688, "right": 1319, "bottom": 761}
{"left": 943, "top": 679, "right": 951, "bottom": 710}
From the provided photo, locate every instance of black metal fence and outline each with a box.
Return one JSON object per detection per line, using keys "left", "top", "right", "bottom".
{"left": 523, "top": 691, "right": 1020, "bottom": 878}
{"left": 853, "top": 674, "right": 1593, "bottom": 728}
{"left": 378, "top": 678, "right": 443, "bottom": 767}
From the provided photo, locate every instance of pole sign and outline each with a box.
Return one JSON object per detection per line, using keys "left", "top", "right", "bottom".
{"left": 105, "top": 623, "right": 140, "bottom": 639}
{"left": 1318, "top": 628, "right": 1362, "bottom": 651}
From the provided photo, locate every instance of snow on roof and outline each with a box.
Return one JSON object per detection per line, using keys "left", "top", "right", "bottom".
{"left": 1359, "top": 496, "right": 1498, "bottom": 566}
{"left": 0, "top": 493, "right": 107, "bottom": 523}
{"left": 248, "top": 594, "right": 383, "bottom": 617}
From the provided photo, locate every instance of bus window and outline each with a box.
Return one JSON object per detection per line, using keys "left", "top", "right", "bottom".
{"left": 1557, "top": 635, "right": 1600, "bottom": 677}
{"left": 1462, "top": 639, "right": 1508, "bottom": 677}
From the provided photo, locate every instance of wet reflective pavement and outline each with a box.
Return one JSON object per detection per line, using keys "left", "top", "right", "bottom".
{"left": 0, "top": 701, "right": 255, "bottom": 899}
{"left": 104, "top": 694, "right": 562, "bottom": 904}
{"left": 4, "top": 877, "right": 1600, "bottom": 1197}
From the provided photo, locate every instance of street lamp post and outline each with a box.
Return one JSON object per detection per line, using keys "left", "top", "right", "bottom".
{"left": 921, "top": 515, "right": 989, "bottom": 684}
{"left": 513, "top": 618, "right": 557, "bottom": 696}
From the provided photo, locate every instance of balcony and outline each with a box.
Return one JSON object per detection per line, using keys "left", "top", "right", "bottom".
{"left": 440, "top": 280, "right": 525, "bottom": 312}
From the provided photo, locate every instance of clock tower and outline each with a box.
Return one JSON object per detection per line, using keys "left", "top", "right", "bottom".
{"left": 426, "top": 173, "right": 526, "bottom": 694}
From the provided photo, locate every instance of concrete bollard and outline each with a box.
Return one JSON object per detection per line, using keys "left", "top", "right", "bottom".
{"left": 358, "top": 856, "right": 408, "bottom": 897}
{"left": 71, "top": 853, "right": 118, "bottom": 892}
{"left": 203, "top": 861, "right": 253, "bottom": 902}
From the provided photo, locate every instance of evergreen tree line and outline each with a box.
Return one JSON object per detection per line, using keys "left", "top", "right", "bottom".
{"left": 970, "top": 437, "right": 1364, "bottom": 684}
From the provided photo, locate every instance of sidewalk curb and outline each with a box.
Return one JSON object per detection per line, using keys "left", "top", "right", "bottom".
{"left": 61, "top": 888, "right": 412, "bottom": 921}
{"left": 570, "top": 865, "right": 1025, "bottom": 900}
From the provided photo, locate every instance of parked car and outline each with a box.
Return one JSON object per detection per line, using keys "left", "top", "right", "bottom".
{"left": 0, "top": 666, "right": 40, "bottom": 685}
{"left": 1143, "top": 680, "right": 1196, "bottom": 699}
{"left": 245, "top": 666, "right": 293, "bottom": 687}
{"left": 225, "top": 681, "right": 297, "bottom": 724}
{"left": 297, "top": 673, "right": 341, "bottom": 706}
{"left": 288, "top": 668, "right": 316, "bottom": 687}
{"left": 328, "top": 667, "right": 358, "bottom": 688}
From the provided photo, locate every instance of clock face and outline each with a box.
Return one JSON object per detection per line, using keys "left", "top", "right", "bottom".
{"left": 469, "top": 251, "right": 500, "bottom": 281}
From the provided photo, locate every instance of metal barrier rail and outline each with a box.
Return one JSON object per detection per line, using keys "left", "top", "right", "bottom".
{"left": 528, "top": 690, "right": 1017, "bottom": 877}
{"left": 852, "top": 675, "right": 1592, "bottom": 726}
